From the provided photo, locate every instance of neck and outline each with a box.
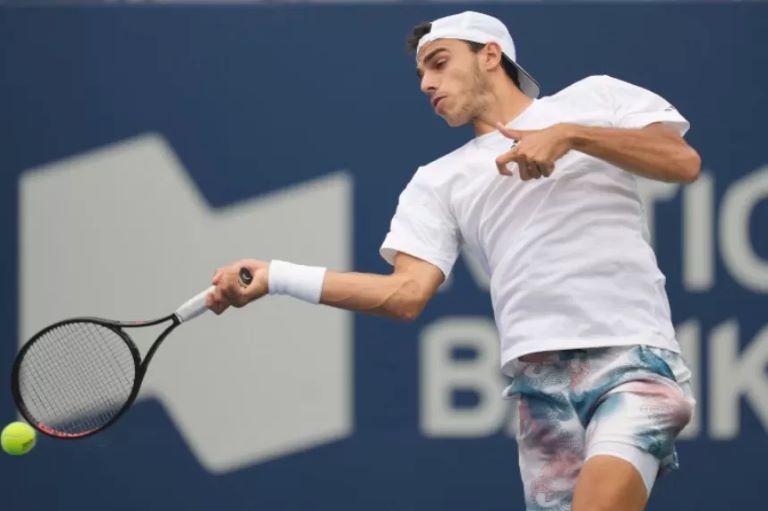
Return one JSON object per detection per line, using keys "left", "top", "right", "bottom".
{"left": 472, "top": 83, "right": 534, "bottom": 136}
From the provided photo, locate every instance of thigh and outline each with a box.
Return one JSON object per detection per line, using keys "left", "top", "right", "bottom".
{"left": 516, "top": 392, "right": 584, "bottom": 511}
{"left": 571, "top": 375, "right": 693, "bottom": 511}
{"left": 584, "top": 349, "right": 695, "bottom": 475}
{"left": 574, "top": 347, "right": 694, "bottom": 511}
{"left": 572, "top": 454, "right": 648, "bottom": 511}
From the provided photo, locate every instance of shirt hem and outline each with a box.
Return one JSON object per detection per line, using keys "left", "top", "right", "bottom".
{"left": 500, "top": 335, "right": 680, "bottom": 376}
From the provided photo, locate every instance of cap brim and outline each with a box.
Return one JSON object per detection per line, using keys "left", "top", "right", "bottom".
{"left": 504, "top": 57, "right": 540, "bottom": 99}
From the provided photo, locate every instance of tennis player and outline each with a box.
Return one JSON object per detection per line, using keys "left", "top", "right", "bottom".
{"left": 209, "top": 11, "right": 699, "bottom": 511}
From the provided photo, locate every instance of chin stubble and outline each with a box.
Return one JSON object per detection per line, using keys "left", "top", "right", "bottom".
{"left": 466, "top": 61, "right": 493, "bottom": 122}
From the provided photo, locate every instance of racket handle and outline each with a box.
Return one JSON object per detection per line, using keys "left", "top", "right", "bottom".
{"left": 175, "top": 286, "right": 215, "bottom": 323}
{"left": 239, "top": 267, "right": 253, "bottom": 286}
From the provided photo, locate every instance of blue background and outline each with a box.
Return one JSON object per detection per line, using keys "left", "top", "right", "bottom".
{"left": 1, "top": 4, "right": 767, "bottom": 509}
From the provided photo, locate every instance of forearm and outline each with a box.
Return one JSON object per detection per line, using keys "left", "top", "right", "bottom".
{"left": 208, "top": 258, "right": 437, "bottom": 320}
{"left": 320, "top": 270, "right": 428, "bottom": 321}
{"left": 565, "top": 124, "right": 701, "bottom": 183}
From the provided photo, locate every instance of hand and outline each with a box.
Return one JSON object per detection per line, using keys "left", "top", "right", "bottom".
{"left": 207, "top": 259, "right": 269, "bottom": 314}
{"left": 494, "top": 123, "right": 575, "bottom": 180}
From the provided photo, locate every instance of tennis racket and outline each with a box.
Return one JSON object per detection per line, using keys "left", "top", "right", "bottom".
{"left": 11, "top": 268, "right": 254, "bottom": 439}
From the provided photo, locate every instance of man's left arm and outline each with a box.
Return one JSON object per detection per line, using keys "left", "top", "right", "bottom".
{"left": 567, "top": 122, "right": 700, "bottom": 183}
{"left": 495, "top": 122, "right": 701, "bottom": 184}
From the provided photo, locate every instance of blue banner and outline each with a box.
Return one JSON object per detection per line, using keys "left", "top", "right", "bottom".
{"left": 1, "top": 5, "right": 766, "bottom": 510}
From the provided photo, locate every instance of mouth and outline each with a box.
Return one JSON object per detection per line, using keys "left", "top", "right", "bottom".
{"left": 432, "top": 96, "right": 445, "bottom": 109}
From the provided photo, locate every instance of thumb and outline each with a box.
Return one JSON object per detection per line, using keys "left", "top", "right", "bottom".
{"left": 496, "top": 123, "right": 528, "bottom": 141}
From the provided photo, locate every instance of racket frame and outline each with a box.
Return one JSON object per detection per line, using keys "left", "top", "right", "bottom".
{"left": 11, "top": 313, "right": 182, "bottom": 439}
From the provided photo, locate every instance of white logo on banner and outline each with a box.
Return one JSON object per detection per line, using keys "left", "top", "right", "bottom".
{"left": 19, "top": 134, "right": 353, "bottom": 473}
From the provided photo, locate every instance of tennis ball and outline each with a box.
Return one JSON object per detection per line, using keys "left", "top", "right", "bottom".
{"left": 1, "top": 421, "right": 36, "bottom": 455}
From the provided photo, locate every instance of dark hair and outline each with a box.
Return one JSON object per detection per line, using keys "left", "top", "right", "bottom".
{"left": 406, "top": 22, "right": 433, "bottom": 52}
{"left": 407, "top": 22, "right": 520, "bottom": 88}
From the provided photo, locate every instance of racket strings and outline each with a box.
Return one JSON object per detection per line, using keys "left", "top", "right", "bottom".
{"left": 22, "top": 323, "right": 133, "bottom": 434}
{"left": 17, "top": 321, "right": 137, "bottom": 436}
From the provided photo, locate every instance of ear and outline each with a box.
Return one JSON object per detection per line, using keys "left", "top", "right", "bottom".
{"left": 481, "top": 41, "right": 504, "bottom": 72}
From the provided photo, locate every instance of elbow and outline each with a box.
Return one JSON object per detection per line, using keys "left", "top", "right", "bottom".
{"left": 390, "top": 295, "right": 427, "bottom": 322}
{"left": 676, "top": 147, "right": 702, "bottom": 184}
{"left": 386, "top": 277, "right": 429, "bottom": 322}
{"left": 392, "top": 304, "right": 423, "bottom": 322}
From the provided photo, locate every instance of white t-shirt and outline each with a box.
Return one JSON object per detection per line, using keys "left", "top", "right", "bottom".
{"left": 380, "top": 75, "right": 690, "bottom": 373}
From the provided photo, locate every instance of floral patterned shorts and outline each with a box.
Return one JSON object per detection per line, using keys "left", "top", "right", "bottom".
{"left": 503, "top": 345, "right": 695, "bottom": 511}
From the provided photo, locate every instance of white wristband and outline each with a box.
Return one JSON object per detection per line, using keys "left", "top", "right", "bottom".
{"left": 268, "top": 260, "right": 327, "bottom": 304}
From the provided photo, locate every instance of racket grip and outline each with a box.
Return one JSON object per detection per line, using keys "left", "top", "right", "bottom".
{"left": 239, "top": 267, "right": 253, "bottom": 286}
{"left": 175, "top": 286, "right": 215, "bottom": 323}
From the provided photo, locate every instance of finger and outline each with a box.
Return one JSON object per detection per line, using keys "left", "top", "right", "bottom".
{"left": 541, "top": 162, "right": 555, "bottom": 177}
{"left": 221, "top": 273, "right": 250, "bottom": 307}
{"left": 216, "top": 291, "right": 233, "bottom": 313}
{"left": 211, "top": 302, "right": 228, "bottom": 315}
{"left": 516, "top": 155, "right": 534, "bottom": 181}
{"left": 495, "top": 122, "right": 528, "bottom": 141}
{"left": 495, "top": 151, "right": 516, "bottom": 176}
{"left": 212, "top": 268, "right": 224, "bottom": 285}
{"left": 221, "top": 275, "right": 240, "bottom": 301}
{"left": 207, "top": 293, "right": 222, "bottom": 314}
{"left": 520, "top": 156, "right": 545, "bottom": 180}
{"left": 529, "top": 162, "right": 544, "bottom": 179}
{"left": 504, "top": 162, "right": 518, "bottom": 177}
{"left": 213, "top": 286, "right": 229, "bottom": 307}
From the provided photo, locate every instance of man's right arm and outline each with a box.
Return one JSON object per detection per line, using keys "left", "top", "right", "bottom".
{"left": 320, "top": 252, "right": 444, "bottom": 321}
{"left": 208, "top": 252, "right": 445, "bottom": 322}
{"left": 210, "top": 167, "right": 457, "bottom": 319}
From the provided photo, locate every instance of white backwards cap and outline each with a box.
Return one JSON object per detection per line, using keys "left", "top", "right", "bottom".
{"left": 416, "top": 11, "right": 540, "bottom": 99}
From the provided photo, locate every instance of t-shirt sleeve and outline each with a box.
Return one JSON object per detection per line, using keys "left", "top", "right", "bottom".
{"left": 598, "top": 75, "right": 690, "bottom": 136}
{"left": 380, "top": 169, "right": 460, "bottom": 279}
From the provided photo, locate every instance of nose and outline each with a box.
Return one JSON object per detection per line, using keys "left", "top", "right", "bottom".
{"left": 420, "top": 72, "right": 437, "bottom": 95}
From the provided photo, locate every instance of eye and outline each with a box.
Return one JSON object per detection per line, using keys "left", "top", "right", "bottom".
{"left": 435, "top": 59, "right": 447, "bottom": 70}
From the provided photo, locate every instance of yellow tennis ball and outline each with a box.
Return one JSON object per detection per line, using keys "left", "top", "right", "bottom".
{"left": 1, "top": 422, "right": 36, "bottom": 456}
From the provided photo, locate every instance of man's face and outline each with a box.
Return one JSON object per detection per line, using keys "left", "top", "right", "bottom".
{"left": 416, "top": 39, "right": 491, "bottom": 127}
